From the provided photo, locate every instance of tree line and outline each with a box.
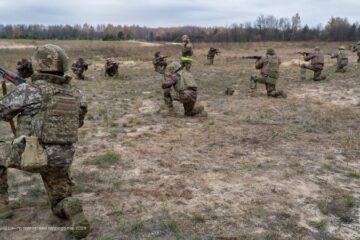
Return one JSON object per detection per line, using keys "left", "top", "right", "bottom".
{"left": 0, "top": 14, "right": 359, "bottom": 42}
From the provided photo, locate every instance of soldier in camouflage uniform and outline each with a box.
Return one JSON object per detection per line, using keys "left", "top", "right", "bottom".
{"left": 105, "top": 58, "right": 119, "bottom": 77}
{"left": 0, "top": 44, "right": 89, "bottom": 239}
{"left": 351, "top": 41, "right": 360, "bottom": 63}
{"left": 300, "top": 47, "right": 326, "bottom": 81}
{"left": 162, "top": 61, "right": 206, "bottom": 116}
{"left": 152, "top": 52, "right": 174, "bottom": 113}
{"left": 71, "top": 58, "right": 90, "bottom": 80}
{"left": 180, "top": 35, "right": 193, "bottom": 71}
{"left": 250, "top": 48, "right": 286, "bottom": 98}
{"left": 152, "top": 52, "right": 168, "bottom": 74}
{"left": 206, "top": 47, "right": 220, "bottom": 65}
{"left": 330, "top": 46, "right": 349, "bottom": 73}
{"left": 16, "top": 58, "right": 34, "bottom": 79}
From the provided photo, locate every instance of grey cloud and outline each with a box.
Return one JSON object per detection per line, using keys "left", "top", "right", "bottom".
{"left": 0, "top": 0, "right": 358, "bottom": 27}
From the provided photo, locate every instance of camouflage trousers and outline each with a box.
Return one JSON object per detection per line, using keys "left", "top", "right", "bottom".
{"left": 163, "top": 88, "right": 175, "bottom": 109}
{"left": 75, "top": 71, "right": 85, "bottom": 80}
{"left": 300, "top": 64, "right": 325, "bottom": 81}
{"left": 206, "top": 58, "right": 214, "bottom": 65}
{"left": 106, "top": 68, "right": 118, "bottom": 77}
{"left": 336, "top": 63, "right": 347, "bottom": 73}
{"left": 179, "top": 89, "right": 197, "bottom": 116}
{"left": 0, "top": 142, "right": 74, "bottom": 217}
{"left": 250, "top": 75, "right": 285, "bottom": 98}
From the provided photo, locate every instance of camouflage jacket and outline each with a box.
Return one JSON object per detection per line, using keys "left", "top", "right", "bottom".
{"left": 331, "top": 50, "right": 348, "bottom": 65}
{"left": 152, "top": 56, "right": 167, "bottom": 74}
{"left": 162, "top": 70, "right": 197, "bottom": 92}
{"left": 71, "top": 61, "right": 89, "bottom": 73}
{"left": 304, "top": 51, "right": 324, "bottom": 68}
{"left": 352, "top": 45, "right": 360, "bottom": 55}
{"left": 0, "top": 73, "right": 88, "bottom": 139}
{"left": 182, "top": 42, "right": 193, "bottom": 57}
{"left": 255, "top": 55, "right": 281, "bottom": 79}
{"left": 207, "top": 49, "right": 219, "bottom": 59}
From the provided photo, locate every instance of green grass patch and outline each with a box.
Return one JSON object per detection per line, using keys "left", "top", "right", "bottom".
{"left": 346, "top": 171, "right": 360, "bottom": 179}
{"left": 85, "top": 151, "right": 120, "bottom": 168}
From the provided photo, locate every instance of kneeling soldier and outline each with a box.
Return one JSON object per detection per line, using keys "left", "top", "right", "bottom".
{"left": 0, "top": 44, "right": 90, "bottom": 239}
{"left": 331, "top": 46, "right": 348, "bottom": 73}
{"left": 250, "top": 48, "right": 286, "bottom": 98}
{"left": 162, "top": 61, "right": 206, "bottom": 116}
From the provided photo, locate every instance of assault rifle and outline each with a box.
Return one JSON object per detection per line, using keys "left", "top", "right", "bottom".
{"left": 0, "top": 68, "right": 27, "bottom": 135}
{"left": 242, "top": 56, "right": 262, "bottom": 60}
{"left": 297, "top": 51, "right": 310, "bottom": 56}
{"left": 0, "top": 68, "right": 27, "bottom": 86}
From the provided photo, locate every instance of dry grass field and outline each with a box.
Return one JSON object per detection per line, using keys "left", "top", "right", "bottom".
{"left": 0, "top": 39, "right": 359, "bottom": 240}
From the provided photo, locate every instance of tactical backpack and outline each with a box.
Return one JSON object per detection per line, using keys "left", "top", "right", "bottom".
{"left": 312, "top": 51, "right": 324, "bottom": 65}
{"left": 175, "top": 70, "right": 198, "bottom": 92}
{"left": 32, "top": 81, "right": 80, "bottom": 144}
{"left": 266, "top": 55, "right": 280, "bottom": 79}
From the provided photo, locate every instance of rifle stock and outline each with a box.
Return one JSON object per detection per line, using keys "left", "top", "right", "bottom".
{"left": 0, "top": 67, "right": 27, "bottom": 136}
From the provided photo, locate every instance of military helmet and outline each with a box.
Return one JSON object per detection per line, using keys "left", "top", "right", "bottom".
{"left": 78, "top": 58, "right": 84, "bottom": 63}
{"left": 181, "top": 35, "right": 190, "bottom": 42}
{"left": 32, "top": 44, "right": 69, "bottom": 73}
{"left": 165, "top": 61, "right": 182, "bottom": 74}
{"left": 314, "top": 46, "right": 320, "bottom": 51}
{"left": 339, "top": 46, "right": 345, "bottom": 50}
{"left": 155, "top": 51, "right": 161, "bottom": 57}
{"left": 266, "top": 48, "right": 275, "bottom": 55}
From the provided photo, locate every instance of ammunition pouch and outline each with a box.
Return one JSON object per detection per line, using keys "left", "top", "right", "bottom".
{"left": 20, "top": 136, "right": 48, "bottom": 172}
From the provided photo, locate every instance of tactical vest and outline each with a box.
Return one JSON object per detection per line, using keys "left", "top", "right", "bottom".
{"left": 174, "top": 70, "right": 198, "bottom": 92}
{"left": 264, "top": 55, "right": 280, "bottom": 79}
{"left": 338, "top": 50, "right": 348, "bottom": 65}
{"left": 18, "top": 78, "right": 80, "bottom": 145}
{"left": 311, "top": 51, "right": 324, "bottom": 65}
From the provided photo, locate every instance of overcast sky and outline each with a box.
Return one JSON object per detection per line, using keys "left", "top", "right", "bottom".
{"left": 0, "top": 0, "right": 358, "bottom": 27}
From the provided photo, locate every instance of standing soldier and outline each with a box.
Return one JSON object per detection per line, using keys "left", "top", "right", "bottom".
{"left": 152, "top": 52, "right": 168, "bottom": 74}
{"left": 0, "top": 44, "right": 90, "bottom": 239}
{"left": 206, "top": 47, "right": 220, "bottom": 65}
{"left": 180, "top": 35, "right": 193, "bottom": 71}
{"left": 351, "top": 41, "right": 360, "bottom": 63}
{"left": 71, "top": 58, "right": 90, "bottom": 80}
{"left": 299, "top": 47, "right": 326, "bottom": 81}
{"left": 162, "top": 61, "right": 206, "bottom": 116}
{"left": 105, "top": 58, "right": 119, "bottom": 77}
{"left": 330, "top": 46, "right": 348, "bottom": 73}
{"left": 249, "top": 48, "right": 286, "bottom": 98}
{"left": 16, "top": 58, "right": 33, "bottom": 78}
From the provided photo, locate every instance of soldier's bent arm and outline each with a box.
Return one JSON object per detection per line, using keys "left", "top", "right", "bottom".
{"left": 0, "top": 83, "right": 42, "bottom": 121}
{"left": 255, "top": 57, "right": 266, "bottom": 69}
{"left": 303, "top": 53, "right": 315, "bottom": 61}
{"left": 162, "top": 74, "right": 180, "bottom": 89}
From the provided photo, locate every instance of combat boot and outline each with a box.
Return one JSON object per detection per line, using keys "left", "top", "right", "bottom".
{"left": 55, "top": 197, "right": 90, "bottom": 239}
{"left": 191, "top": 105, "right": 207, "bottom": 117}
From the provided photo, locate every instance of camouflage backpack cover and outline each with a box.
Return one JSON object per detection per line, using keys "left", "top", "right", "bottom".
{"left": 264, "top": 55, "right": 280, "bottom": 84}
